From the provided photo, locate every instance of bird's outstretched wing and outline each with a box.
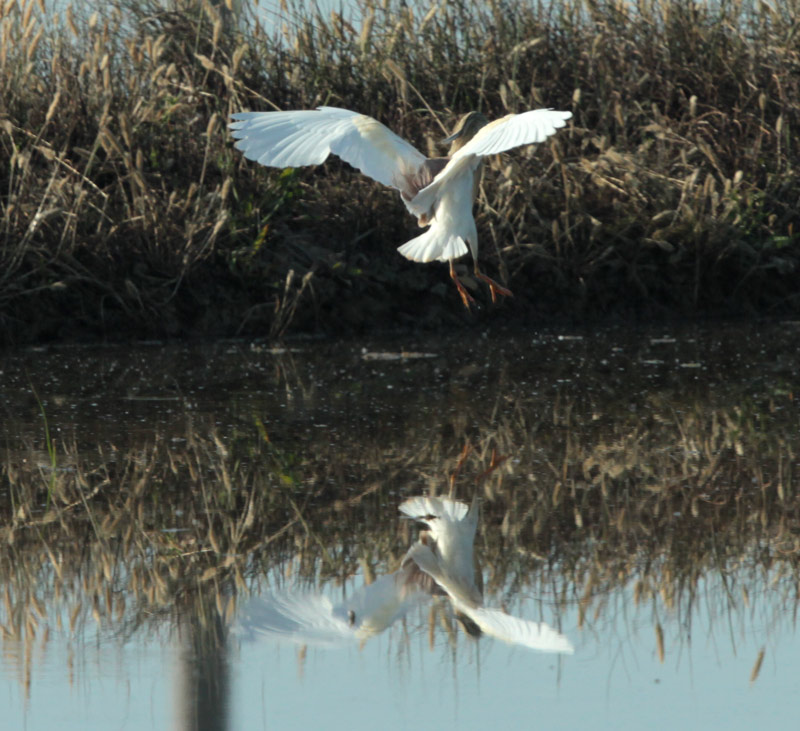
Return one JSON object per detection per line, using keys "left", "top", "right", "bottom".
{"left": 230, "top": 106, "right": 427, "bottom": 190}
{"left": 407, "top": 541, "right": 573, "bottom": 653}
{"left": 236, "top": 592, "right": 354, "bottom": 648}
{"left": 236, "top": 574, "right": 430, "bottom": 648}
{"left": 406, "top": 108, "right": 572, "bottom": 218}
{"left": 456, "top": 108, "right": 572, "bottom": 158}
{"left": 464, "top": 606, "right": 575, "bottom": 654}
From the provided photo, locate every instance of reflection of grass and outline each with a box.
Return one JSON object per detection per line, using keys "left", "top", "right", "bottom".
{"left": 30, "top": 383, "right": 57, "bottom": 507}
{"left": 0, "top": 372, "right": 798, "bottom": 667}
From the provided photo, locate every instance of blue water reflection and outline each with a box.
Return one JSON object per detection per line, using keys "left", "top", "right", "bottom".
{"left": 4, "top": 565, "right": 798, "bottom": 730}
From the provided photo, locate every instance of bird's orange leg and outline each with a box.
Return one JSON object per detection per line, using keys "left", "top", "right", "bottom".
{"left": 449, "top": 442, "right": 473, "bottom": 495}
{"left": 449, "top": 259, "right": 476, "bottom": 309}
{"left": 473, "top": 264, "right": 513, "bottom": 303}
{"left": 476, "top": 448, "right": 509, "bottom": 483}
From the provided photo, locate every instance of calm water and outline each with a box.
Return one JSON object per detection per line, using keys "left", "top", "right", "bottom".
{"left": 2, "top": 321, "right": 799, "bottom": 730}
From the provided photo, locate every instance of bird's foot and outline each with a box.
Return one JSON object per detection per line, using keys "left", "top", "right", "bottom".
{"left": 449, "top": 261, "right": 476, "bottom": 310}
{"left": 473, "top": 268, "right": 513, "bottom": 303}
{"left": 476, "top": 448, "right": 508, "bottom": 482}
{"left": 456, "top": 282, "right": 476, "bottom": 309}
{"left": 449, "top": 442, "right": 473, "bottom": 495}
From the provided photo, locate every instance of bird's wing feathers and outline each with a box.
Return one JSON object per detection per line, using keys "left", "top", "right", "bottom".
{"left": 237, "top": 574, "right": 430, "bottom": 647}
{"left": 230, "top": 106, "right": 427, "bottom": 190}
{"left": 462, "top": 606, "right": 575, "bottom": 654}
{"left": 456, "top": 108, "right": 572, "bottom": 158}
{"left": 405, "top": 108, "right": 571, "bottom": 219}
{"left": 236, "top": 593, "right": 353, "bottom": 647}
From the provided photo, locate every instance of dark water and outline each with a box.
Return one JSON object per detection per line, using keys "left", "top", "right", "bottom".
{"left": 2, "top": 321, "right": 799, "bottom": 729}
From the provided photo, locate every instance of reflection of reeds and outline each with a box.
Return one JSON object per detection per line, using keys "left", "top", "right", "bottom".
{"left": 2, "top": 0, "right": 799, "bottom": 342}
{"left": 2, "top": 365, "right": 798, "bottom": 678}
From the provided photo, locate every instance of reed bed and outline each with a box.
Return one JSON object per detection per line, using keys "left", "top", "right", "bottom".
{"left": 0, "top": 0, "right": 798, "bottom": 343}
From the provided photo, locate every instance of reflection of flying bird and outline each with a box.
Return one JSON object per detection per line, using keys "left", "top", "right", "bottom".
{"left": 230, "top": 106, "right": 571, "bottom": 308}
{"left": 238, "top": 570, "right": 429, "bottom": 648}
{"left": 401, "top": 496, "right": 574, "bottom": 654}
{"left": 239, "top": 495, "right": 573, "bottom": 654}
{"left": 399, "top": 495, "right": 481, "bottom": 607}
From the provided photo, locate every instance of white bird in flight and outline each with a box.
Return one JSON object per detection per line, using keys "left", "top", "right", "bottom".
{"left": 229, "top": 106, "right": 571, "bottom": 308}
{"left": 237, "top": 495, "right": 573, "bottom": 654}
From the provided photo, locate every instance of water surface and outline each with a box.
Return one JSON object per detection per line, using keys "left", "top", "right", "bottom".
{"left": 2, "top": 321, "right": 799, "bottom": 729}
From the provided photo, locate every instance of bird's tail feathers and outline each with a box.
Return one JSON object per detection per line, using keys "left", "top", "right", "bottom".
{"left": 397, "top": 224, "right": 468, "bottom": 263}
{"left": 399, "top": 496, "right": 469, "bottom": 523}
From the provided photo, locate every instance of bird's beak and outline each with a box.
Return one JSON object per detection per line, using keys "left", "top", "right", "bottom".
{"left": 440, "top": 128, "right": 464, "bottom": 146}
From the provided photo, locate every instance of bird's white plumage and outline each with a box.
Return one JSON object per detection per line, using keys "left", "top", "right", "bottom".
{"left": 230, "top": 106, "right": 426, "bottom": 191}
{"left": 237, "top": 494, "right": 573, "bottom": 654}
{"left": 399, "top": 495, "right": 479, "bottom": 559}
{"left": 405, "top": 108, "right": 572, "bottom": 221}
{"left": 237, "top": 571, "right": 429, "bottom": 647}
{"left": 400, "top": 495, "right": 481, "bottom": 606}
{"left": 238, "top": 591, "right": 352, "bottom": 647}
{"left": 396, "top": 226, "right": 469, "bottom": 263}
{"left": 461, "top": 109, "right": 572, "bottom": 156}
{"left": 399, "top": 495, "right": 470, "bottom": 522}
{"left": 456, "top": 606, "right": 575, "bottom": 654}
{"left": 230, "top": 105, "right": 571, "bottom": 276}
{"left": 403, "top": 496, "right": 573, "bottom": 653}
{"left": 397, "top": 169, "right": 477, "bottom": 262}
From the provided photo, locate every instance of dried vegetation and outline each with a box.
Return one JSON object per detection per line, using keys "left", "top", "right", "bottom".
{"left": 1, "top": 0, "right": 799, "bottom": 339}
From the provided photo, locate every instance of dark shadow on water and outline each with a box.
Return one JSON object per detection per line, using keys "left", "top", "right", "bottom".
{"left": 179, "top": 606, "right": 230, "bottom": 731}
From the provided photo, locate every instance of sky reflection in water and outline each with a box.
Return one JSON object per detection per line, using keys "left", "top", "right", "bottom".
{"left": 5, "top": 573, "right": 796, "bottom": 730}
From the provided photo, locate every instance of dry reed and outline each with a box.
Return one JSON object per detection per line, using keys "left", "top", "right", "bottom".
{"left": 0, "top": 0, "right": 798, "bottom": 340}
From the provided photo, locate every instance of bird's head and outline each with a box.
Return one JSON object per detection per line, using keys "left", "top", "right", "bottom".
{"left": 441, "top": 111, "right": 489, "bottom": 153}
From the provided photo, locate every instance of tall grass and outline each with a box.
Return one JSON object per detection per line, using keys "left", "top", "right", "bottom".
{"left": 1, "top": 0, "right": 798, "bottom": 343}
